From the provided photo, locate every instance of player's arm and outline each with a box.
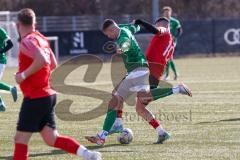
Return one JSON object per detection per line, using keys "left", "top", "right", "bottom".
{"left": 175, "top": 27, "right": 183, "bottom": 38}
{"left": 119, "top": 24, "right": 140, "bottom": 34}
{"left": 135, "top": 19, "right": 159, "bottom": 34}
{"left": 175, "top": 20, "right": 183, "bottom": 38}
{"left": 135, "top": 19, "right": 168, "bottom": 35}
{"left": 50, "top": 50, "right": 57, "bottom": 70}
{"left": 0, "top": 39, "right": 13, "bottom": 54}
{"left": 117, "top": 37, "right": 131, "bottom": 54}
{"left": 0, "top": 28, "right": 13, "bottom": 54}
{"left": 16, "top": 38, "right": 50, "bottom": 83}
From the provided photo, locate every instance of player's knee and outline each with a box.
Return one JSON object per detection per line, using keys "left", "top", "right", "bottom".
{"left": 41, "top": 128, "right": 59, "bottom": 147}
{"left": 137, "top": 91, "right": 152, "bottom": 105}
{"left": 108, "top": 95, "right": 123, "bottom": 109}
{"left": 14, "top": 134, "right": 29, "bottom": 144}
{"left": 43, "top": 134, "right": 57, "bottom": 147}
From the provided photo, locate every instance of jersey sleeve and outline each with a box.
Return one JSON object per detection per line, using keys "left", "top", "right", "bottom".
{"left": 175, "top": 19, "right": 181, "bottom": 29}
{"left": 119, "top": 24, "right": 140, "bottom": 34}
{"left": 20, "top": 37, "right": 39, "bottom": 58}
{"left": 118, "top": 36, "right": 131, "bottom": 52}
{"left": 0, "top": 28, "right": 9, "bottom": 42}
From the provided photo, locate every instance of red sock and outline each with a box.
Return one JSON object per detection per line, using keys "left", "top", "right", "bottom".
{"left": 13, "top": 143, "right": 28, "bottom": 160}
{"left": 54, "top": 135, "right": 80, "bottom": 154}
{"left": 117, "top": 110, "right": 123, "bottom": 118}
{"left": 149, "top": 119, "right": 160, "bottom": 129}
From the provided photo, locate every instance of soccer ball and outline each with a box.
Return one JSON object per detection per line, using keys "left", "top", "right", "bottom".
{"left": 117, "top": 128, "right": 133, "bottom": 144}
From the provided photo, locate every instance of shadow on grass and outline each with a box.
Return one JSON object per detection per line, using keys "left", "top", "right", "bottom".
{"left": 86, "top": 143, "right": 140, "bottom": 153}
{"left": 196, "top": 118, "right": 240, "bottom": 125}
{"left": 0, "top": 149, "right": 66, "bottom": 160}
{"left": 86, "top": 143, "right": 130, "bottom": 150}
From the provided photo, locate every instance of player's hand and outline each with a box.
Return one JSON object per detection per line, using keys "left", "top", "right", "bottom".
{"left": 116, "top": 48, "right": 123, "bottom": 54}
{"left": 158, "top": 27, "right": 169, "bottom": 36}
{"left": 15, "top": 73, "right": 25, "bottom": 84}
{"left": 130, "top": 20, "right": 136, "bottom": 25}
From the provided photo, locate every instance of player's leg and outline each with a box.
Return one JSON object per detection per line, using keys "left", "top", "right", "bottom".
{"left": 86, "top": 95, "right": 123, "bottom": 145}
{"left": 163, "top": 61, "right": 170, "bottom": 80}
{"left": 13, "top": 97, "right": 37, "bottom": 160}
{"left": 109, "top": 105, "right": 123, "bottom": 134}
{"left": 37, "top": 94, "right": 102, "bottom": 159}
{"left": 86, "top": 77, "right": 132, "bottom": 145}
{"left": 41, "top": 126, "right": 101, "bottom": 160}
{"left": 136, "top": 91, "right": 170, "bottom": 144}
{"left": 0, "top": 64, "right": 18, "bottom": 102}
{"left": 150, "top": 82, "right": 192, "bottom": 101}
{"left": 0, "top": 96, "right": 6, "bottom": 111}
{"left": 109, "top": 79, "right": 125, "bottom": 134}
{"left": 148, "top": 62, "right": 191, "bottom": 99}
{"left": 169, "top": 60, "right": 178, "bottom": 80}
{"left": 13, "top": 131, "right": 32, "bottom": 160}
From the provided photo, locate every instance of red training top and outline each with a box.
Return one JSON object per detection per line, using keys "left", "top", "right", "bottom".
{"left": 18, "top": 31, "right": 56, "bottom": 99}
{"left": 146, "top": 32, "right": 174, "bottom": 66}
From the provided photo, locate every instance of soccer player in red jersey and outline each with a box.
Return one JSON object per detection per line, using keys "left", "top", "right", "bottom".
{"left": 135, "top": 17, "right": 175, "bottom": 89}
{"left": 13, "top": 8, "right": 101, "bottom": 160}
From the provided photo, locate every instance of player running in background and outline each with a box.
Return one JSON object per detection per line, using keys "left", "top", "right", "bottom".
{"left": 162, "top": 6, "right": 183, "bottom": 80}
{"left": 85, "top": 19, "right": 192, "bottom": 146}
{"left": 0, "top": 27, "right": 17, "bottom": 111}
{"left": 13, "top": 8, "right": 101, "bottom": 160}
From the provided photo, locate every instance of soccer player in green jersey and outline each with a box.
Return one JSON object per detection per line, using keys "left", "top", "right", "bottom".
{"left": 85, "top": 19, "right": 192, "bottom": 145}
{"left": 0, "top": 27, "right": 18, "bottom": 111}
{"left": 163, "top": 6, "right": 183, "bottom": 80}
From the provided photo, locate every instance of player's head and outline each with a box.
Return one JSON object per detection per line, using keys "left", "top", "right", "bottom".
{"left": 155, "top": 17, "right": 169, "bottom": 28}
{"left": 162, "top": 6, "right": 172, "bottom": 19}
{"left": 102, "top": 19, "right": 119, "bottom": 40}
{"left": 17, "top": 8, "right": 36, "bottom": 34}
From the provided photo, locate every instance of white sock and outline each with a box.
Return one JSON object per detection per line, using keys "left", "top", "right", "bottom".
{"left": 114, "top": 118, "right": 123, "bottom": 126}
{"left": 98, "top": 130, "right": 108, "bottom": 139}
{"left": 156, "top": 126, "right": 166, "bottom": 136}
{"left": 76, "top": 145, "right": 87, "bottom": 157}
{"left": 172, "top": 86, "right": 180, "bottom": 94}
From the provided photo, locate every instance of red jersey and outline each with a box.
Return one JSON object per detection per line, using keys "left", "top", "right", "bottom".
{"left": 18, "top": 31, "right": 56, "bottom": 99}
{"left": 146, "top": 32, "right": 174, "bottom": 66}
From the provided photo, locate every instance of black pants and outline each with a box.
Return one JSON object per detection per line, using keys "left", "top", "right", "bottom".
{"left": 17, "top": 94, "right": 57, "bottom": 132}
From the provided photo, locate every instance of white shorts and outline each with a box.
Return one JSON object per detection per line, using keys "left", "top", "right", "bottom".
{"left": 114, "top": 67, "right": 150, "bottom": 100}
{"left": 0, "top": 64, "right": 6, "bottom": 80}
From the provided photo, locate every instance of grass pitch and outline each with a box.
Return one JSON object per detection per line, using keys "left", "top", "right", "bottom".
{"left": 0, "top": 56, "right": 240, "bottom": 160}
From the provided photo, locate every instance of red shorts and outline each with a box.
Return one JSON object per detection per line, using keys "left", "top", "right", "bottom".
{"left": 148, "top": 62, "right": 166, "bottom": 80}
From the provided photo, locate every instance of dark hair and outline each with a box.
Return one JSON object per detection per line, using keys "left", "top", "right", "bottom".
{"left": 163, "top": 6, "right": 172, "bottom": 12}
{"left": 102, "top": 19, "right": 115, "bottom": 31}
{"left": 155, "top": 17, "right": 169, "bottom": 24}
{"left": 17, "top": 8, "right": 36, "bottom": 26}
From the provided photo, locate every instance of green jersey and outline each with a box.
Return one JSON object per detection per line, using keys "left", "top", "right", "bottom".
{"left": 0, "top": 28, "right": 9, "bottom": 64}
{"left": 116, "top": 24, "right": 148, "bottom": 73}
{"left": 170, "top": 17, "right": 181, "bottom": 43}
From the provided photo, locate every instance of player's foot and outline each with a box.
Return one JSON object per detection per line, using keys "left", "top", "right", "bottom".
{"left": 163, "top": 75, "right": 170, "bottom": 81}
{"left": 109, "top": 124, "right": 123, "bottom": 135}
{"left": 174, "top": 73, "right": 179, "bottom": 80}
{"left": 155, "top": 132, "right": 171, "bottom": 144}
{"left": 179, "top": 83, "right": 192, "bottom": 97}
{"left": 0, "top": 101, "right": 6, "bottom": 112}
{"left": 10, "top": 86, "right": 18, "bottom": 102}
{"left": 85, "top": 135, "right": 105, "bottom": 146}
{"left": 83, "top": 150, "right": 102, "bottom": 160}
